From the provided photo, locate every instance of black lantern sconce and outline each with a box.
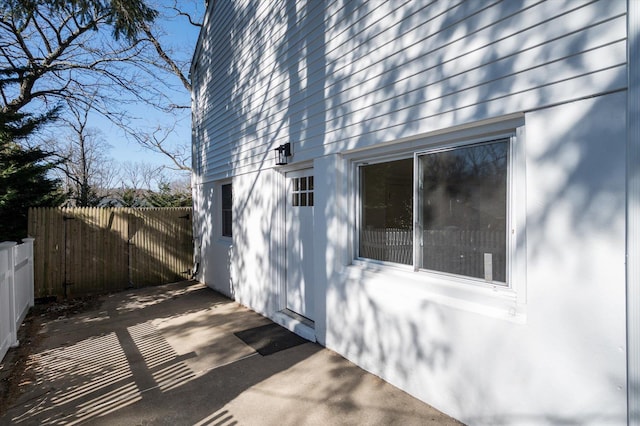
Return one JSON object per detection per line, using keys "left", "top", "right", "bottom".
{"left": 274, "top": 142, "right": 292, "bottom": 165}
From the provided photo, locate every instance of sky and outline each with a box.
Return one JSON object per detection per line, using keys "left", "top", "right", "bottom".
{"left": 93, "top": 1, "right": 204, "bottom": 184}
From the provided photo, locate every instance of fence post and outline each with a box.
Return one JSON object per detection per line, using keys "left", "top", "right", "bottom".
{"left": 0, "top": 242, "right": 18, "bottom": 348}
{"left": 22, "top": 238, "right": 35, "bottom": 308}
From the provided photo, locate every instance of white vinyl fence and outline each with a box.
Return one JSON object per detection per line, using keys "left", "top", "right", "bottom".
{"left": 0, "top": 238, "right": 35, "bottom": 362}
{"left": 360, "top": 228, "right": 413, "bottom": 265}
{"left": 360, "top": 228, "right": 506, "bottom": 281}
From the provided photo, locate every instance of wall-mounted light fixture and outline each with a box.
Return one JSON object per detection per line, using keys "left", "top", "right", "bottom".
{"left": 274, "top": 142, "right": 292, "bottom": 165}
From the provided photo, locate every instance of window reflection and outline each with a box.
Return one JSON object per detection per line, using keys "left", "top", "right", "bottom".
{"left": 359, "top": 158, "right": 413, "bottom": 265}
{"left": 419, "top": 140, "right": 508, "bottom": 282}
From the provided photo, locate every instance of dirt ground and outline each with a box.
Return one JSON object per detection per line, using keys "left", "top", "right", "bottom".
{"left": 0, "top": 296, "right": 102, "bottom": 413}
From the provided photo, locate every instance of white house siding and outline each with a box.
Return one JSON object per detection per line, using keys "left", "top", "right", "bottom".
{"left": 321, "top": 92, "right": 627, "bottom": 424}
{"left": 192, "top": 0, "right": 626, "bottom": 181}
{"left": 192, "top": 181, "right": 233, "bottom": 297}
{"left": 191, "top": 0, "right": 629, "bottom": 424}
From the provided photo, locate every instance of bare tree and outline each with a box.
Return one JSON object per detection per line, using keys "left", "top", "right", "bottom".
{"left": 52, "top": 100, "right": 116, "bottom": 206}
{"left": 123, "top": 123, "right": 192, "bottom": 171}
{"left": 119, "top": 160, "right": 162, "bottom": 191}
{"left": 0, "top": 1, "right": 158, "bottom": 115}
{"left": 111, "top": 160, "right": 190, "bottom": 207}
{"left": 121, "top": 0, "right": 202, "bottom": 171}
{"left": 0, "top": 0, "right": 203, "bottom": 171}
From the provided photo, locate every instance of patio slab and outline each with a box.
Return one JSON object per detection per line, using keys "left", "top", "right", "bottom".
{"left": 0, "top": 281, "right": 461, "bottom": 425}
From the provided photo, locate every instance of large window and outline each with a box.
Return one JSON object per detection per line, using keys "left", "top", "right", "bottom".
{"left": 221, "top": 183, "right": 232, "bottom": 237}
{"left": 359, "top": 138, "right": 510, "bottom": 285}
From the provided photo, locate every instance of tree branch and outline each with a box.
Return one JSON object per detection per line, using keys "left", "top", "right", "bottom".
{"left": 140, "top": 23, "right": 191, "bottom": 92}
{"left": 170, "top": 1, "right": 202, "bottom": 27}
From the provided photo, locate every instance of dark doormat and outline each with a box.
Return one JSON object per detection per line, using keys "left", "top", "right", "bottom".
{"left": 234, "top": 323, "right": 308, "bottom": 356}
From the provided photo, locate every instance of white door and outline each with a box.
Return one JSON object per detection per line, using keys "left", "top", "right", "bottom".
{"left": 285, "top": 169, "right": 314, "bottom": 321}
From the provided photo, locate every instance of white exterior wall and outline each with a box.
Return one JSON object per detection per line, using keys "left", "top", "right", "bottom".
{"left": 320, "top": 92, "right": 626, "bottom": 424}
{"left": 192, "top": 0, "right": 626, "bottom": 182}
{"left": 193, "top": 181, "right": 233, "bottom": 297}
{"left": 191, "top": 1, "right": 629, "bottom": 424}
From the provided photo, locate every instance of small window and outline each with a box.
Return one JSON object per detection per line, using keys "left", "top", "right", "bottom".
{"left": 291, "top": 176, "right": 314, "bottom": 207}
{"left": 221, "top": 183, "right": 232, "bottom": 237}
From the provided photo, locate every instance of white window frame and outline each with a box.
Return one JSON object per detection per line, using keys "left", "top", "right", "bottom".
{"left": 355, "top": 152, "right": 415, "bottom": 269}
{"left": 346, "top": 116, "right": 527, "bottom": 320}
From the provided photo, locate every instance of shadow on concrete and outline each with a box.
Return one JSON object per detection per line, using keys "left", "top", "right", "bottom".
{"left": 0, "top": 281, "right": 460, "bottom": 425}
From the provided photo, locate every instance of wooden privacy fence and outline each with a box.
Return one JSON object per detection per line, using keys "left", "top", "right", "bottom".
{"left": 28, "top": 207, "right": 193, "bottom": 298}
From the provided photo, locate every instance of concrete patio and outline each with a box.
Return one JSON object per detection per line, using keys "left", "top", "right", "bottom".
{"left": 0, "top": 281, "right": 461, "bottom": 425}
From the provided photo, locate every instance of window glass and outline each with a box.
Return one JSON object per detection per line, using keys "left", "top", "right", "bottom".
{"left": 357, "top": 139, "right": 510, "bottom": 284}
{"left": 221, "top": 183, "right": 232, "bottom": 237}
{"left": 359, "top": 158, "right": 413, "bottom": 265}
{"left": 291, "top": 174, "right": 314, "bottom": 208}
{"left": 419, "top": 140, "right": 508, "bottom": 282}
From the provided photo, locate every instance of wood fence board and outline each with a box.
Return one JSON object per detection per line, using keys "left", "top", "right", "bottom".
{"left": 28, "top": 207, "right": 193, "bottom": 297}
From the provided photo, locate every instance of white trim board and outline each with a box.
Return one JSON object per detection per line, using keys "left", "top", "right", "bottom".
{"left": 627, "top": 0, "right": 640, "bottom": 424}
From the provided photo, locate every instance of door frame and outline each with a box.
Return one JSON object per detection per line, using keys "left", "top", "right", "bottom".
{"left": 284, "top": 167, "right": 315, "bottom": 320}
{"left": 272, "top": 162, "right": 316, "bottom": 329}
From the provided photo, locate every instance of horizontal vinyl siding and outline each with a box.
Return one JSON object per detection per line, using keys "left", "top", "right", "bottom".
{"left": 195, "top": 0, "right": 325, "bottom": 181}
{"left": 193, "top": 0, "right": 627, "bottom": 182}
{"left": 322, "top": 0, "right": 626, "bottom": 151}
{"left": 191, "top": 0, "right": 236, "bottom": 181}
